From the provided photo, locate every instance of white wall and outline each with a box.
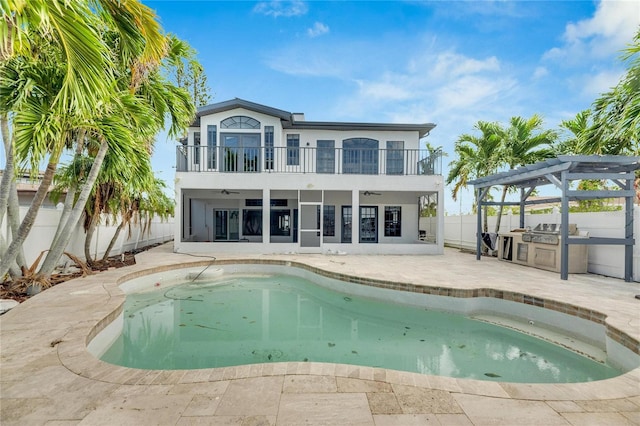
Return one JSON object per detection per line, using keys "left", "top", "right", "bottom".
{"left": 444, "top": 208, "right": 640, "bottom": 282}
{"left": 2, "top": 205, "right": 174, "bottom": 267}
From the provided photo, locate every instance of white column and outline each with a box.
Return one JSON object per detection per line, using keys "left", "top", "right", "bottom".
{"left": 174, "top": 186, "right": 183, "bottom": 251}
{"left": 437, "top": 185, "right": 445, "bottom": 253}
{"left": 351, "top": 189, "right": 360, "bottom": 247}
{"left": 262, "top": 188, "right": 270, "bottom": 245}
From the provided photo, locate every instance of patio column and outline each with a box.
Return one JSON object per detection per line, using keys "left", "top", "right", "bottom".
{"left": 437, "top": 186, "right": 444, "bottom": 250}
{"left": 352, "top": 189, "right": 360, "bottom": 247}
{"left": 262, "top": 188, "right": 270, "bottom": 245}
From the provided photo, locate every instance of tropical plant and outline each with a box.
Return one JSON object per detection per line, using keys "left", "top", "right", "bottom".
{"left": 492, "top": 115, "right": 557, "bottom": 232}
{"left": 582, "top": 29, "right": 640, "bottom": 156}
{"left": 557, "top": 109, "right": 591, "bottom": 155}
{"left": 174, "top": 55, "right": 212, "bottom": 108}
{"left": 0, "top": 1, "right": 195, "bottom": 284}
{"left": 446, "top": 121, "right": 502, "bottom": 232}
{"left": 37, "top": 35, "right": 195, "bottom": 278}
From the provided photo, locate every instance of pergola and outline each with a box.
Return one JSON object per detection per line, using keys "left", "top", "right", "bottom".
{"left": 468, "top": 155, "right": 640, "bottom": 282}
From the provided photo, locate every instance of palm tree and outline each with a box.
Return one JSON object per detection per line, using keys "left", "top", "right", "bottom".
{"left": 0, "top": 1, "right": 113, "bottom": 278}
{"left": 101, "top": 178, "right": 174, "bottom": 261}
{"left": 446, "top": 121, "right": 502, "bottom": 232}
{"left": 492, "top": 115, "right": 557, "bottom": 232}
{"left": 0, "top": 1, "right": 191, "bottom": 281}
{"left": 583, "top": 29, "right": 639, "bottom": 156}
{"left": 557, "top": 110, "right": 591, "bottom": 155}
{"left": 37, "top": 34, "right": 195, "bottom": 278}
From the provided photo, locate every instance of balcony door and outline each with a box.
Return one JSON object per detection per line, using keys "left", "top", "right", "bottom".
{"left": 221, "top": 133, "right": 260, "bottom": 172}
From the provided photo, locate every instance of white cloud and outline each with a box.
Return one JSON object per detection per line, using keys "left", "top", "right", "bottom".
{"left": 428, "top": 52, "right": 500, "bottom": 79}
{"left": 544, "top": 0, "right": 640, "bottom": 62}
{"left": 355, "top": 78, "right": 412, "bottom": 101}
{"left": 532, "top": 66, "right": 548, "bottom": 80}
{"left": 581, "top": 68, "right": 626, "bottom": 97}
{"left": 253, "top": 1, "right": 308, "bottom": 18}
{"left": 307, "top": 22, "right": 329, "bottom": 38}
{"left": 321, "top": 53, "right": 521, "bottom": 153}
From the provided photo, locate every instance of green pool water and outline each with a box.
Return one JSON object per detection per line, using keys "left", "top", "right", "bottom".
{"left": 101, "top": 274, "right": 621, "bottom": 383}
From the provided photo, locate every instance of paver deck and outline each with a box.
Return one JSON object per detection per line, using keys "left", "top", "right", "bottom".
{"left": 1, "top": 243, "right": 639, "bottom": 425}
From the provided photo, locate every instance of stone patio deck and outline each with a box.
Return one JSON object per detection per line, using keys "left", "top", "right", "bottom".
{"left": 1, "top": 243, "right": 639, "bottom": 425}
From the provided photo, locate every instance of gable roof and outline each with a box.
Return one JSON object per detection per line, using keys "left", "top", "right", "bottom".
{"left": 190, "top": 98, "right": 436, "bottom": 137}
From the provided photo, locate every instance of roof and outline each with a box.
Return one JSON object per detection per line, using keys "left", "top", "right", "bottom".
{"left": 190, "top": 98, "right": 436, "bottom": 137}
{"left": 468, "top": 155, "right": 640, "bottom": 189}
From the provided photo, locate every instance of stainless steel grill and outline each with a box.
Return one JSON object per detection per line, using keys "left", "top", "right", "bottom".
{"left": 521, "top": 223, "right": 578, "bottom": 245}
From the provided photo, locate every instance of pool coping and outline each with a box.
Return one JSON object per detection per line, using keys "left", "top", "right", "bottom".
{"left": 53, "top": 256, "right": 640, "bottom": 402}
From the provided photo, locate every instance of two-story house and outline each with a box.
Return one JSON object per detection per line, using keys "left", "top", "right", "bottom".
{"left": 175, "top": 98, "right": 443, "bottom": 254}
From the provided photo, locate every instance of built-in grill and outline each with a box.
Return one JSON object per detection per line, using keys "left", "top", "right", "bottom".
{"left": 498, "top": 223, "right": 588, "bottom": 273}
{"left": 521, "top": 223, "right": 578, "bottom": 245}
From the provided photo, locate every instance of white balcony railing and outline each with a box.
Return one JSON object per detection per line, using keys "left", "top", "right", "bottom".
{"left": 176, "top": 145, "right": 442, "bottom": 176}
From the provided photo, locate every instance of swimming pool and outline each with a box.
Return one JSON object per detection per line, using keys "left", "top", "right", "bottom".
{"left": 91, "top": 264, "right": 634, "bottom": 383}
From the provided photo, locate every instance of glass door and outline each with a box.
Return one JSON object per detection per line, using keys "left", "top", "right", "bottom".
{"left": 221, "top": 134, "right": 260, "bottom": 172}
{"left": 214, "top": 209, "right": 239, "bottom": 241}
{"left": 359, "top": 206, "right": 378, "bottom": 243}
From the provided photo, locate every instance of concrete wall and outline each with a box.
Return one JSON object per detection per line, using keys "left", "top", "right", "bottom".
{"left": 2, "top": 205, "right": 174, "bottom": 267}
{"left": 443, "top": 207, "right": 640, "bottom": 282}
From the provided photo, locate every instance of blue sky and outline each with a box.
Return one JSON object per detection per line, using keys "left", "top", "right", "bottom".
{"left": 144, "top": 0, "right": 639, "bottom": 214}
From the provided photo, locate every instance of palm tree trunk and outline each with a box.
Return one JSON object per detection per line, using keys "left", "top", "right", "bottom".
{"left": 483, "top": 204, "right": 489, "bottom": 233}
{"left": 0, "top": 233, "right": 21, "bottom": 278}
{"left": 50, "top": 131, "right": 86, "bottom": 250}
{"left": 7, "top": 177, "right": 27, "bottom": 269}
{"left": 0, "top": 157, "right": 59, "bottom": 278}
{"left": 38, "top": 138, "right": 109, "bottom": 277}
{"left": 103, "top": 219, "right": 125, "bottom": 260}
{"left": 0, "top": 115, "right": 12, "bottom": 227}
{"left": 84, "top": 217, "right": 97, "bottom": 265}
{"left": 494, "top": 186, "right": 508, "bottom": 234}
{"left": 0, "top": 115, "right": 27, "bottom": 271}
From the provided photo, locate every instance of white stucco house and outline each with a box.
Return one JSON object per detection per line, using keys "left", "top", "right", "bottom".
{"left": 174, "top": 98, "right": 443, "bottom": 255}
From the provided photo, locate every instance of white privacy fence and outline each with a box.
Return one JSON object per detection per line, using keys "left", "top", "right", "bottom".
{"left": 2, "top": 206, "right": 174, "bottom": 268}
{"left": 443, "top": 208, "right": 640, "bottom": 282}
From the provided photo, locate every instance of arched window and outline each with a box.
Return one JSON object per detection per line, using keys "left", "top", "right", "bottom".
{"left": 342, "top": 138, "right": 379, "bottom": 174}
{"left": 221, "top": 116, "right": 261, "bottom": 129}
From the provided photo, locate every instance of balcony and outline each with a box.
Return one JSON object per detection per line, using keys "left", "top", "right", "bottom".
{"left": 176, "top": 145, "right": 442, "bottom": 176}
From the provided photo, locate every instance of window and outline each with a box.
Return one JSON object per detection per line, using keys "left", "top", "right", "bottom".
{"left": 265, "top": 126, "right": 274, "bottom": 170}
{"left": 245, "top": 199, "right": 287, "bottom": 207}
{"left": 323, "top": 205, "right": 335, "bottom": 236}
{"left": 384, "top": 206, "right": 402, "bottom": 237}
{"left": 287, "top": 134, "right": 300, "bottom": 166}
{"left": 207, "top": 125, "right": 217, "bottom": 169}
{"left": 343, "top": 138, "right": 379, "bottom": 174}
{"left": 316, "top": 140, "right": 335, "bottom": 173}
{"left": 243, "top": 210, "right": 262, "bottom": 236}
{"left": 221, "top": 116, "right": 260, "bottom": 129}
{"left": 386, "top": 141, "right": 404, "bottom": 175}
{"left": 270, "top": 210, "right": 291, "bottom": 236}
{"left": 270, "top": 199, "right": 288, "bottom": 207}
{"left": 193, "top": 132, "right": 201, "bottom": 165}
{"left": 341, "top": 206, "right": 352, "bottom": 243}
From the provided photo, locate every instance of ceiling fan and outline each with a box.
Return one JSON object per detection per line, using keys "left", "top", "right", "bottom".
{"left": 363, "top": 191, "right": 381, "bottom": 196}
{"left": 221, "top": 189, "right": 240, "bottom": 195}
